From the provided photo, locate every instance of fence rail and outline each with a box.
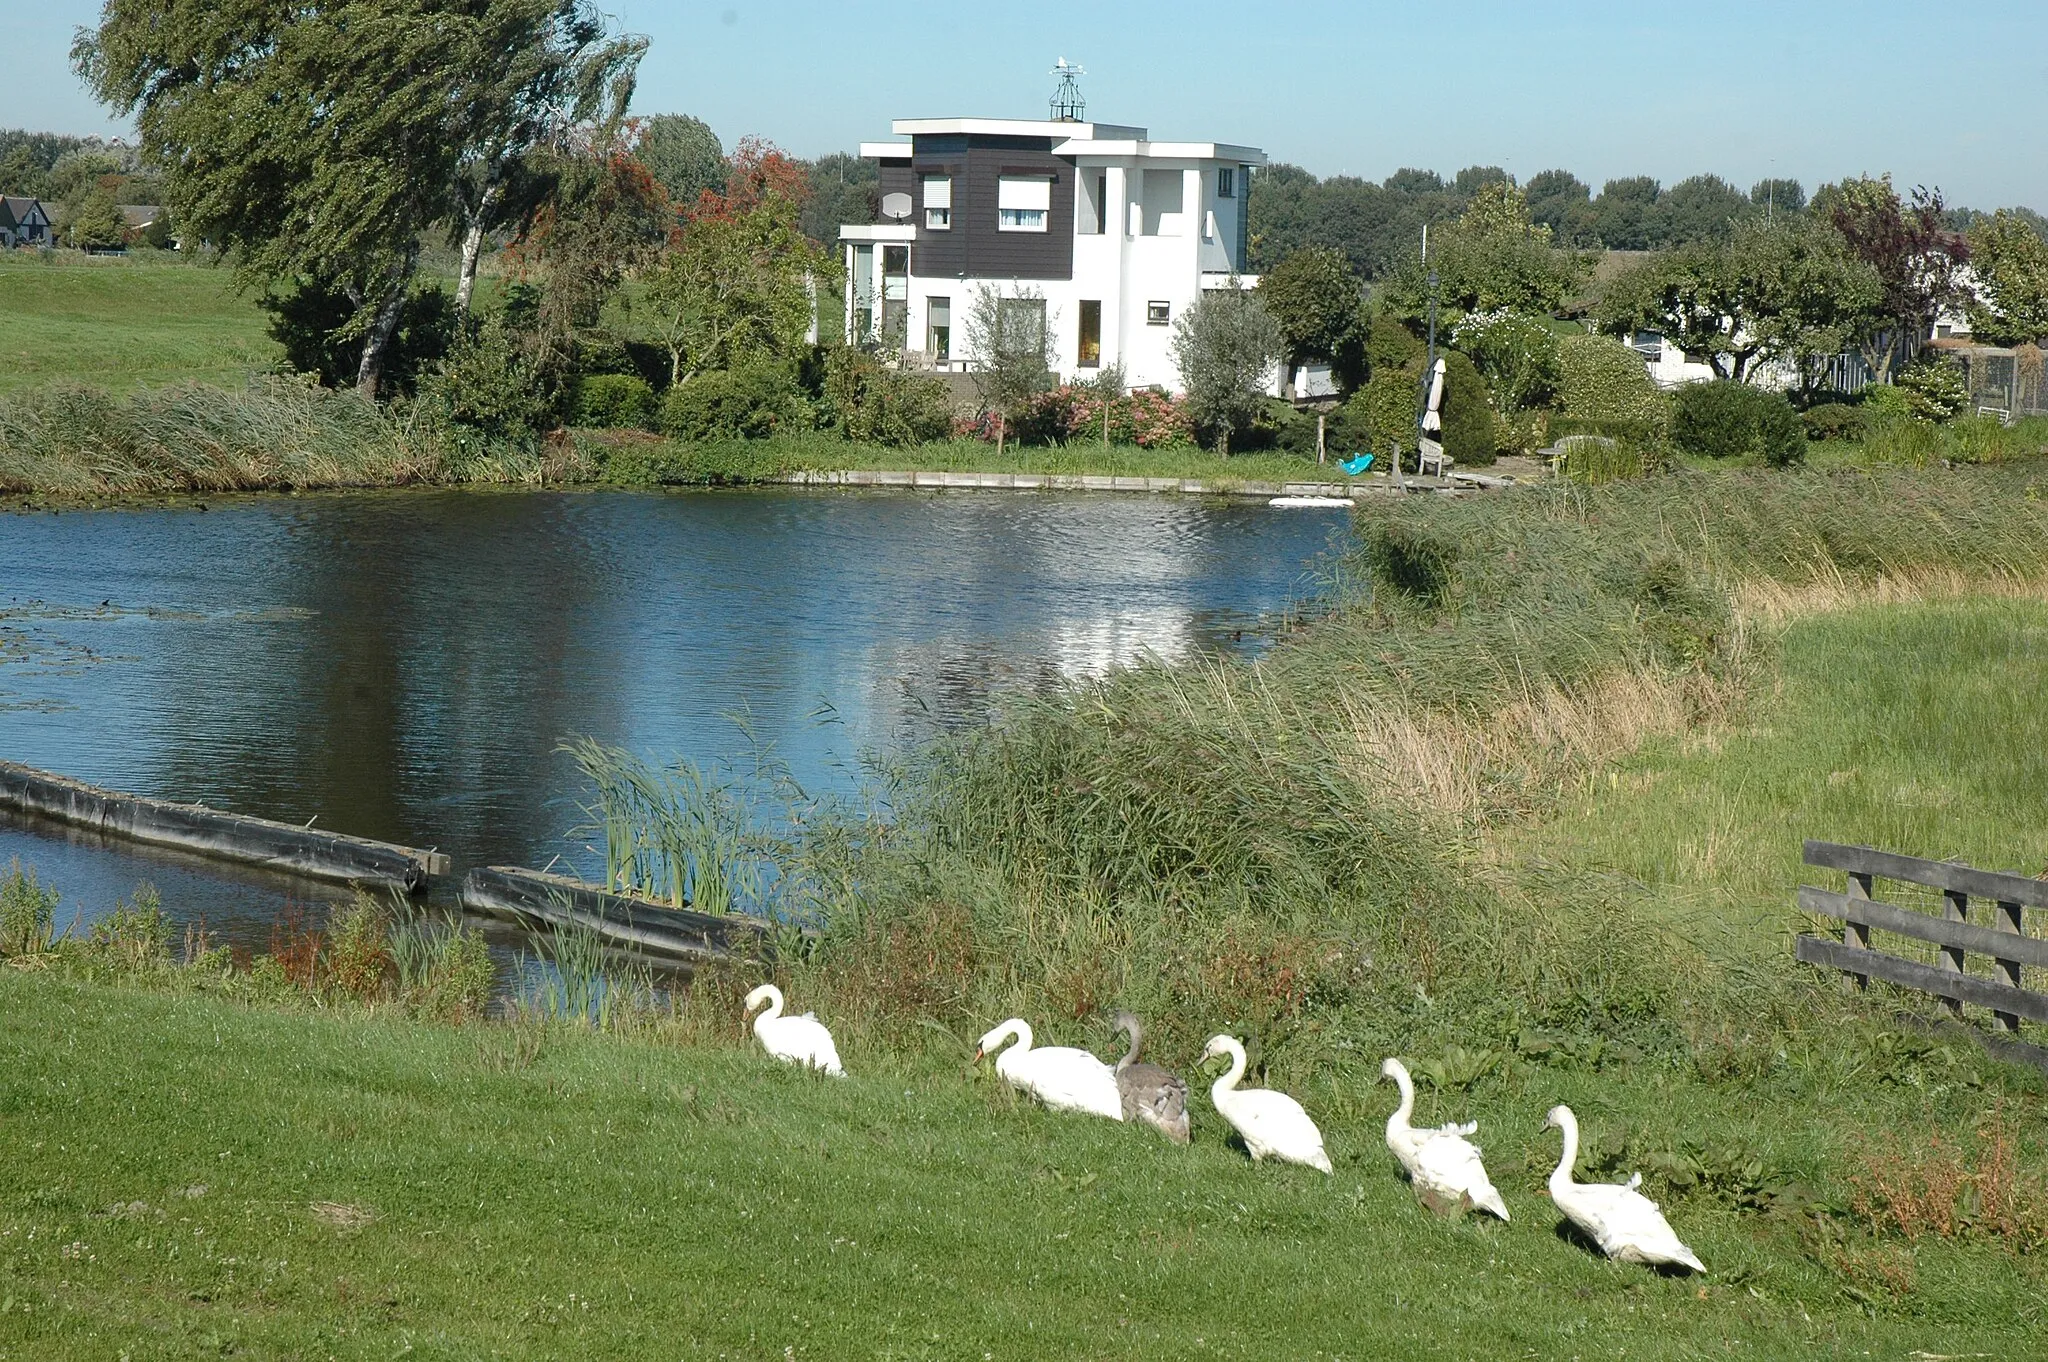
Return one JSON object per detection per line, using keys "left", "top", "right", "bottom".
{"left": 1795, "top": 839, "right": 2048, "bottom": 1067}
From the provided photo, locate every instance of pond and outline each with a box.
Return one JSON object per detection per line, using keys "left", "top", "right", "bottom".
{"left": 1, "top": 487, "right": 1351, "bottom": 947}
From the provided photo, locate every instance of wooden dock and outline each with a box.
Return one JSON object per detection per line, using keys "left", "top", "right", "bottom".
{"left": 459, "top": 865, "right": 771, "bottom": 963}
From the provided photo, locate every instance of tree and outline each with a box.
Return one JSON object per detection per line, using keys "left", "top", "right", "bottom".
{"left": 1964, "top": 210, "right": 2048, "bottom": 345}
{"left": 1525, "top": 169, "right": 1597, "bottom": 246}
{"left": 637, "top": 114, "right": 725, "bottom": 206}
{"left": 1818, "top": 175, "right": 1970, "bottom": 383}
{"left": 1750, "top": 178, "right": 1806, "bottom": 216}
{"left": 1382, "top": 181, "right": 1587, "bottom": 325}
{"left": 1168, "top": 285, "right": 1282, "bottom": 455}
{"left": 1596, "top": 216, "right": 1882, "bottom": 385}
{"left": 1450, "top": 309, "right": 1560, "bottom": 411}
{"left": 801, "top": 152, "right": 877, "bottom": 246}
{"left": 64, "top": 188, "right": 126, "bottom": 250}
{"left": 75, "top": 0, "right": 642, "bottom": 397}
{"left": 962, "top": 285, "right": 1056, "bottom": 456}
{"left": 641, "top": 141, "right": 830, "bottom": 385}
{"left": 1590, "top": 177, "right": 1666, "bottom": 250}
{"left": 1661, "top": 174, "right": 1750, "bottom": 245}
{"left": 1257, "top": 247, "right": 1364, "bottom": 390}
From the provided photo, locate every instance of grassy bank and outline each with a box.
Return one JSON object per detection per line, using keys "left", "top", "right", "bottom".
{"left": 3, "top": 966, "right": 2043, "bottom": 1359}
{"left": 0, "top": 252, "right": 279, "bottom": 394}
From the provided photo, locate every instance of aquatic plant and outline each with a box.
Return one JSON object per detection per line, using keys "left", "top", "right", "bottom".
{"left": 0, "top": 858, "right": 59, "bottom": 957}
{"left": 563, "top": 737, "right": 767, "bottom": 915}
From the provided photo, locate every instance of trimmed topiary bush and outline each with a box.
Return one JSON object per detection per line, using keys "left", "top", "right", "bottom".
{"left": 1801, "top": 402, "right": 1867, "bottom": 443}
{"left": 1438, "top": 350, "right": 1496, "bottom": 467}
{"left": 573, "top": 374, "right": 656, "bottom": 429}
{"left": 1557, "top": 334, "right": 1668, "bottom": 426}
{"left": 1670, "top": 381, "right": 1803, "bottom": 465}
{"left": 660, "top": 365, "right": 811, "bottom": 441}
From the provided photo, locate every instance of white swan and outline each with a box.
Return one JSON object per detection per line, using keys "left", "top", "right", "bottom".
{"left": 975, "top": 1019, "right": 1123, "bottom": 1121}
{"left": 1545, "top": 1105, "right": 1704, "bottom": 1272}
{"left": 1199, "top": 1035, "right": 1331, "bottom": 1173}
{"left": 742, "top": 984, "right": 845, "bottom": 1077}
{"left": 1380, "top": 1058, "right": 1509, "bottom": 1220}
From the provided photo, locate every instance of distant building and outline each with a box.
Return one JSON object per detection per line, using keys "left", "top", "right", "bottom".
{"left": 0, "top": 195, "right": 53, "bottom": 248}
{"left": 838, "top": 113, "right": 1266, "bottom": 393}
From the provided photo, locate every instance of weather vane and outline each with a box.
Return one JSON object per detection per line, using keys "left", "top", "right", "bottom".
{"left": 1049, "top": 58, "right": 1086, "bottom": 122}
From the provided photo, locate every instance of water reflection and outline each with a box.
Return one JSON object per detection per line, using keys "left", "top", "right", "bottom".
{"left": 0, "top": 487, "right": 1349, "bottom": 936}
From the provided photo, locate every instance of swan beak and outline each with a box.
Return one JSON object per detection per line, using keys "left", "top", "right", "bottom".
{"left": 972, "top": 1047, "right": 984, "bottom": 1062}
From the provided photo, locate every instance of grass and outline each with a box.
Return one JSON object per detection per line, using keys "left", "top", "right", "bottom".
{"left": 0, "top": 252, "right": 279, "bottom": 394}
{"left": 2, "top": 970, "right": 2044, "bottom": 1359}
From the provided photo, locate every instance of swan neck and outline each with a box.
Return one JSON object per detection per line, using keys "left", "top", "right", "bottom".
{"left": 1211, "top": 1040, "right": 1246, "bottom": 1097}
{"left": 1551, "top": 1110, "right": 1580, "bottom": 1191}
{"left": 753, "top": 986, "right": 783, "bottom": 1022}
{"left": 1117, "top": 1019, "right": 1141, "bottom": 1071}
{"left": 1388, "top": 1065, "right": 1415, "bottom": 1133}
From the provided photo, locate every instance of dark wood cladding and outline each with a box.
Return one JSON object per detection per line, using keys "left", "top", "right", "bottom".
{"left": 865, "top": 133, "right": 1073, "bottom": 283}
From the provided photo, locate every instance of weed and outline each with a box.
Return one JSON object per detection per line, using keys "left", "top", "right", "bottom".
{"left": 269, "top": 903, "right": 325, "bottom": 990}
{"left": 0, "top": 858, "right": 58, "bottom": 957}
{"left": 1850, "top": 1107, "right": 2048, "bottom": 1252}
{"left": 85, "top": 883, "right": 169, "bottom": 972}
{"left": 325, "top": 891, "right": 390, "bottom": 1001}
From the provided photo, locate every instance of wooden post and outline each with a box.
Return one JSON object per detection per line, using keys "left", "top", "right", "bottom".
{"left": 1317, "top": 413, "right": 1327, "bottom": 465}
{"left": 1845, "top": 870, "right": 1874, "bottom": 990}
{"left": 1994, "top": 898, "right": 2025, "bottom": 1032}
{"left": 1939, "top": 888, "right": 1968, "bottom": 1016}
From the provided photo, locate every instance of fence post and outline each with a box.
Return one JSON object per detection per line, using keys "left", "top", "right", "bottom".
{"left": 1994, "top": 898, "right": 2025, "bottom": 1033}
{"left": 1845, "top": 870, "right": 1873, "bottom": 990}
{"left": 1939, "top": 888, "right": 1968, "bottom": 1016}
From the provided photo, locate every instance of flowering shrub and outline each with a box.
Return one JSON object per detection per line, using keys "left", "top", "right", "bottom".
{"left": 967, "top": 384, "right": 1196, "bottom": 448}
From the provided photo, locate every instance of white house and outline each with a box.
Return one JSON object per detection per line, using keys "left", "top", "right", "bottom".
{"left": 838, "top": 113, "right": 1266, "bottom": 393}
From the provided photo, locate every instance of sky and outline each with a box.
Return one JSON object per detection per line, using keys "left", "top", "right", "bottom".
{"left": 6, "top": 1, "right": 2043, "bottom": 210}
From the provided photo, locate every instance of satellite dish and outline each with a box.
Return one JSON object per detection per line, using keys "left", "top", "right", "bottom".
{"left": 881, "top": 192, "right": 913, "bottom": 222}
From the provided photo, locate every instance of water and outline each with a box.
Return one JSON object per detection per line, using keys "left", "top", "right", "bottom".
{"left": 0, "top": 486, "right": 1349, "bottom": 946}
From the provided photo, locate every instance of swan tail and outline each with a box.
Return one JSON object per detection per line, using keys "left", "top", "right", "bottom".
{"left": 1473, "top": 1184, "right": 1510, "bottom": 1221}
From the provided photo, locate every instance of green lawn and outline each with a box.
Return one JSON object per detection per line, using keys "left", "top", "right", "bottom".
{"left": 1520, "top": 593, "right": 2048, "bottom": 957}
{"left": 2, "top": 969, "right": 2041, "bottom": 1360}
{"left": 0, "top": 253, "right": 280, "bottom": 394}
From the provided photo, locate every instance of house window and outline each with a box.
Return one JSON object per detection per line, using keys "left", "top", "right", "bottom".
{"left": 927, "top": 296, "right": 951, "bottom": 362}
{"left": 998, "top": 176, "right": 1051, "bottom": 232}
{"left": 923, "top": 175, "right": 951, "bottom": 230}
{"left": 1217, "top": 168, "right": 1235, "bottom": 199}
{"left": 1146, "top": 300, "right": 1171, "bottom": 326}
{"left": 1078, "top": 300, "right": 1101, "bottom": 367}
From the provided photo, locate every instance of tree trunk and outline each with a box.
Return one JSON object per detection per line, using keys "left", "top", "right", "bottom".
{"left": 995, "top": 411, "right": 1006, "bottom": 458}
{"left": 356, "top": 249, "right": 419, "bottom": 400}
{"left": 454, "top": 183, "right": 500, "bottom": 323}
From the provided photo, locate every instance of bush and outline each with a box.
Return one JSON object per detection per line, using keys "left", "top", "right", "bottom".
{"left": 264, "top": 279, "right": 457, "bottom": 397}
{"left": 1802, "top": 403, "right": 1867, "bottom": 442}
{"left": 1896, "top": 358, "right": 1971, "bottom": 422}
{"left": 1450, "top": 309, "right": 1560, "bottom": 410}
{"left": 418, "top": 318, "right": 558, "bottom": 445}
{"left": 1438, "top": 350, "right": 1496, "bottom": 467}
{"left": 1670, "top": 381, "right": 1803, "bottom": 466}
{"left": 1558, "top": 334, "right": 1669, "bottom": 426}
{"left": 820, "top": 349, "right": 956, "bottom": 446}
{"left": 660, "top": 364, "right": 812, "bottom": 441}
{"left": 573, "top": 374, "right": 656, "bottom": 429}
{"left": 1331, "top": 364, "right": 1420, "bottom": 460}
{"left": 1012, "top": 383, "right": 1198, "bottom": 449}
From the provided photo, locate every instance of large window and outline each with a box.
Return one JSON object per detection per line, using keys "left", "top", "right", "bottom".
{"left": 998, "top": 176, "right": 1051, "bottom": 232}
{"left": 922, "top": 175, "right": 951, "bottom": 230}
{"left": 927, "top": 295, "right": 951, "bottom": 362}
{"left": 1078, "top": 300, "right": 1101, "bottom": 367}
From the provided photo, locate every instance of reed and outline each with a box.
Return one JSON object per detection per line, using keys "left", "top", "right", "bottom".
{"left": 561, "top": 737, "right": 770, "bottom": 916}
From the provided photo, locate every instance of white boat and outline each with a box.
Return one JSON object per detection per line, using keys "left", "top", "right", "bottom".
{"left": 1268, "top": 495, "right": 1354, "bottom": 508}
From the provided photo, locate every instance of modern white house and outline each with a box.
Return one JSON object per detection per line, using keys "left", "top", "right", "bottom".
{"left": 839, "top": 110, "right": 1266, "bottom": 393}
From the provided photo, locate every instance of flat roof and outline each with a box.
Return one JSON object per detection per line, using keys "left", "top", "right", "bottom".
{"left": 1056, "top": 139, "right": 1267, "bottom": 165}
{"left": 891, "top": 117, "right": 1148, "bottom": 140}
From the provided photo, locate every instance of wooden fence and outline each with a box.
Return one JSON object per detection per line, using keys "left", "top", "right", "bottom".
{"left": 1796, "top": 840, "right": 2048, "bottom": 1067}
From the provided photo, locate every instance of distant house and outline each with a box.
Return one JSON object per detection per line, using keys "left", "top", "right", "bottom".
{"left": 0, "top": 195, "right": 53, "bottom": 247}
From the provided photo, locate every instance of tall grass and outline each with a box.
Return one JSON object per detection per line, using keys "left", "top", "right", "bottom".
{"left": 561, "top": 737, "right": 771, "bottom": 914}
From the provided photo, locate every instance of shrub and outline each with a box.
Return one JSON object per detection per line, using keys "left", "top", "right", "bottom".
{"left": 816, "top": 349, "right": 953, "bottom": 445}
{"left": 1450, "top": 309, "right": 1560, "bottom": 410}
{"left": 418, "top": 319, "right": 558, "bottom": 445}
{"left": 1012, "top": 383, "right": 1198, "bottom": 449}
{"left": 0, "top": 858, "right": 58, "bottom": 956}
{"left": 572, "top": 374, "right": 656, "bottom": 429}
{"left": 1670, "top": 381, "right": 1803, "bottom": 465}
{"left": 1802, "top": 403, "right": 1867, "bottom": 442}
{"left": 1558, "top": 333, "right": 1669, "bottom": 425}
{"left": 87, "top": 883, "right": 170, "bottom": 972}
{"left": 264, "top": 279, "right": 457, "bottom": 397}
{"left": 1438, "top": 350, "right": 1496, "bottom": 466}
{"left": 1332, "top": 364, "right": 1420, "bottom": 460}
{"left": 1895, "top": 358, "right": 1971, "bottom": 421}
{"left": 326, "top": 892, "right": 390, "bottom": 1001}
{"left": 660, "top": 364, "right": 812, "bottom": 441}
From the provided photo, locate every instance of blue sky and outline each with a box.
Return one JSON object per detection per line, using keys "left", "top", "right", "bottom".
{"left": 6, "top": 1, "right": 2043, "bottom": 208}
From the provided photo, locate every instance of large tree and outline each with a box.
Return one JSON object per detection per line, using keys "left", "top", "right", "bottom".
{"left": 1381, "top": 181, "right": 1588, "bottom": 326}
{"left": 74, "top": 0, "right": 641, "bottom": 396}
{"left": 1964, "top": 210, "right": 2048, "bottom": 346}
{"left": 1818, "top": 174, "right": 1970, "bottom": 382}
{"left": 1257, "top": 246, "right": 1364, "bottom": 391}
{"left": 636, "top": 114, "right": 725, "bottom": 208}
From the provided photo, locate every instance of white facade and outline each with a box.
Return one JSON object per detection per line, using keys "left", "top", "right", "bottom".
{"left": 840, "top": 118, "right": 1266, "bottom": 394}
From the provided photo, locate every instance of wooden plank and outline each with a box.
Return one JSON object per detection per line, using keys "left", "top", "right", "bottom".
{"left": 1994, "top": 899, "right": 2025, "bottom": 1033}
{"left": 1798, "top": 887, "right": 2048, "bottom": 968}
{"left": 1939, "top": 889, "right": 1968, "bottom": 1016}
{"left": 0, "top": 759, "right": 447, "bottom": 893}
{"left": 460, "top": 866, "right": 771, "bottom": 964}
{"left": 1794, "top": 935, "right": 2048, "bottom": 1025}
{"left": 1804, "top": 840, "right": 2048, "bottom": 909}
{"left": 1845, "top": 870, "right": 1874, "bottom": 989}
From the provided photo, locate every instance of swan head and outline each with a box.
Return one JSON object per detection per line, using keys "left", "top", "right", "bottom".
{"left": 742, "top": 984, "right": 778, "bottom": 1017}
{"left": 1112, "top": 1009, "right": 1139, "bottom": 1037}
{"left": 1198, "top": 1034, "right": 1239, "bottom": 1066}
{"left": 1544, "top": 1104, "right": 1573, "bottom": 1130}
{"left": 1379, "top": 1057, "right": 1408, "bottom": 1083}
{"left": 975, "top": 1019, "right": 1026, "bottom": 1061}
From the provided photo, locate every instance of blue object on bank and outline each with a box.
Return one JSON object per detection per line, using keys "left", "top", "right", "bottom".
{"left": 1339, "top": 452, "right": 1375, "bottom": 476}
